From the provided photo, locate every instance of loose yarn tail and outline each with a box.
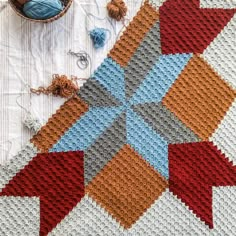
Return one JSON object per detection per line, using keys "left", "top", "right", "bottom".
{"left": 23, "top": 113, "right": 41, "bottom": 133}
{"left": 89, "top": 28, "right": 110, "bottom": 49}
{"left": 107, "top": 0, "right": 127, "bottom": 21}
{"left": 30, "top": 75, "right": 86, "bottom": 98}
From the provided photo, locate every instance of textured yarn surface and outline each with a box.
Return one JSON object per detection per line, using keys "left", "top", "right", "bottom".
{"left": 1, "top": 0, "right": 236, "bottom": 235}
{"left": 23, "top": 0, "right": 63, "bottom": 20}
{"left": 89, "top": 28, "right": 108, "bottom": 49}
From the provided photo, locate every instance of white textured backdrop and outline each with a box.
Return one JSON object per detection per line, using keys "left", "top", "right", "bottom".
{"left": 0, "top": 0, "right": 142, "bottom": 163}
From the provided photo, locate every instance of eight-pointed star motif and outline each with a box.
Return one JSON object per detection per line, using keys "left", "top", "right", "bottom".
{"left": 51, "top": 54, "right": 196, "bottom": 180}
{"left": 48, "top": 3, "right": 236, "bottom": 227}
{"left": 1, "top": 0, "right": 236, "bottom": 234}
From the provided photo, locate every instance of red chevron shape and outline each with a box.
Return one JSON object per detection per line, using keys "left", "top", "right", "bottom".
{"left": 160, "top": 0, "right": 236, "bottom": 54}
{"left": 0, "top": 151, "right": 84, "bottom": 236}
{"left": 169, "top": 142, "right": 236, "bottom": 228}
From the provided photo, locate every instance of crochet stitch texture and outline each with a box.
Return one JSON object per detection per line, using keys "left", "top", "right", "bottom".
{"left": 1, "top": 0, "right": 236, "bottom": 235}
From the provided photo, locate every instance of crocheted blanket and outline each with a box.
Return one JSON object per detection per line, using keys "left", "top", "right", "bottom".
{"left": 1, "top": 0, "right": 236, "bottom": 235}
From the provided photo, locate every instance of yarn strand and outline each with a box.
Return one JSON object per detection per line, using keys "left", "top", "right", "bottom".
{"left": 68, "top": 50, "right": 91, "bottom": 70}
{"left": 107, "top": 0, "right": 127, "bottom": 21}
{"left": 89, "top": 28, "right": 111, "bottom": 49}
{"left": 30, "top": 75, "right": 87, "bottom": 98}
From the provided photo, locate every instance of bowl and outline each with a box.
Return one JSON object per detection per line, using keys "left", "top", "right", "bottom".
{"left": 8, "top": 0, "right": 73, "bottom": 23}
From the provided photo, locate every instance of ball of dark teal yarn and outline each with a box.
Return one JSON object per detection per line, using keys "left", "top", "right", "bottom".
{"left": 23, "top": 0, "right": 63, "bottom": 20}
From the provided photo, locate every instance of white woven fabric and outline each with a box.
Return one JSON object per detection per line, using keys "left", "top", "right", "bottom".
{"left": 0, "top": 0, "right": 142, "bottom": 163}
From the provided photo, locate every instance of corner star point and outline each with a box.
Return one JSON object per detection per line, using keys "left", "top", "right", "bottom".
{"left": 169, "top": 141, "right": 236, "bottom": 228}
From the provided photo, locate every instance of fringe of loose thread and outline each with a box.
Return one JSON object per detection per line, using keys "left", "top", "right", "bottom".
{"left": 30, "top": 75, "right": 87, "bottom": 98}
